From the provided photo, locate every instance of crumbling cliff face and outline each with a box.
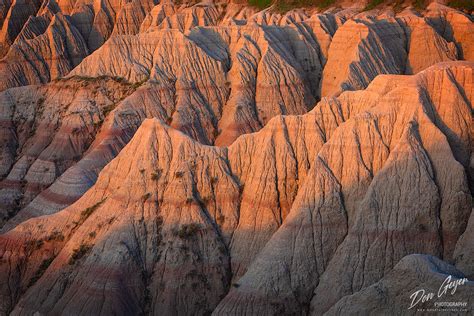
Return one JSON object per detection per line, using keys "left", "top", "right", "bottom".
{"left": 214, "top": 61, "right": 473, "bottom": 315}
{"left": 0, "top": 61, "right": 472, "bottom": 315}
{"left": 0, "top": 0, "right": 473, "bottom": 315}
{"left": 1, "top": 0, "right": 473, "bottom": 230}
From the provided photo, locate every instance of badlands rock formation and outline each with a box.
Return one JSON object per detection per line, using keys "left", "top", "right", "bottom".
{"left": 1, "top": 1, "right": 473, "bottom": 232}
{"left": 0, "top": 0, "right": 473, "bottom": 315}
{"left": 0, "top": 62, "right": 472, "bottom": 315}
{"left": 326, "top": 254, "right": 474, "bottom": 315}
{"left": 214, "top": 61, "right": 473, "bottom": 315}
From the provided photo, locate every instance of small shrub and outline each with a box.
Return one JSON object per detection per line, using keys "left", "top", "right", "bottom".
{"left": 177, "top": 223, "right": 201, "bottom": 239}
{"left": 201, "top": 196, "right": 211, "bottom": 205}
{"left": 34, "top": 239, "right": 44, "bottom": 250}
{"left": 448, "top": 0, "right": 473, "bottom": 11}
{"left": 151, "top": 169, "right": 162, "bottom": 181}
{"left": 69, "top": 244, "right": 93, "bottom": 265}
{"left": 130, "top": 77, "right": 149, "bottom": 90}
{"left": 217, "top": 214, "right": 225, "bottom": 225}
{"left": 77, "top": 75, "right": 95, "bottom": 82}
{"left": 102, "top": 103, "right": 117, "bottom": 117}
{"left": 156, "top": 215, "right": 164, "bottom": 227}
{"left": 93, "top": 121, "right": 102, "bottom": 130}
{"left": 111, "top": 76, "right": 127, "bottom": 84}
{"left": 142, "top": 193, "right": 151, "bottom": 202}
{"left": 24, "top": 239, "right": 44, "bottom": 251}
{"left": 185, "top": 197, "right": 194, "bottom": 204}
{"left": 80, "top": 199, "right": 106, "bottom": 222}
{"left": 175, "top": 171, "right": 184, "bottom": 178}
{"left": 37, "top": 97, "right": 46, "bottom": 107}
{"left": 46, "top": 231, "right": 64, "bottom": 242}
{"left": 89, "top": 231, "right": 96, "bottom": 238}
{"left": 28, "top": 257, "right": 54, "bottom": 286}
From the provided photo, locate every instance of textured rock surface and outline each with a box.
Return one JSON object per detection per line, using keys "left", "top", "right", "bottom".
{"left": 0, "top": 13, "right": 89, "bottom": 91}
{"left": 0, "top": 62, "right": 472, "bottom": 315}
{"left": 0, "top": 77, "right": 136, "bottom": 227}
{"left": 214, "top": 62, "right": 473, "bottom": 315}
{"left": 0, "top": 1, "right": 473, "bottom": 315}
{"left": 0, "top": 0, "right": 471, "bottom": 94}
{"left": 1, "top": 2, "right": 472, "bottom": 231}
{"left": 320, "top": 18, "right": 407, "bottom": 96}
{"left": 326, "top": 254, "right": 474, "bottom": 315}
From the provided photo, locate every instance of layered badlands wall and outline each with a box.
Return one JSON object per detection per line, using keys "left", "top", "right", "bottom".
{"left": 1, "top": 62, "right": 473, "bottom": 315}
{"left": 0, "top": 0, "right": 473, "bottom": 315}
{"left": 1, "top": 0, "right": 473, "bottom": 230}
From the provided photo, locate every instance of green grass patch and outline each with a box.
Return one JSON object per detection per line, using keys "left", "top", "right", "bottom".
{"left": 364, "top": 0, "right": 384, "bottom": 10}
{"left": 248, "top": 0, "right": 273, "bottom": 9}
{"left": 448, "top": 0, "right": 473, "bottom": 11}
{"left": 248, "top": 0, "right": 337, "bottom": 12}
{"left": 413, "top": 0, "right": 426, "bottom": 10}
{"left": 276, "top": 0, "right": 336, "bottom": 11}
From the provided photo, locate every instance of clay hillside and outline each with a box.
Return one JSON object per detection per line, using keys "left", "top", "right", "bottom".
{"left": 0, "top": 0, "right": 473, "bottom": 315}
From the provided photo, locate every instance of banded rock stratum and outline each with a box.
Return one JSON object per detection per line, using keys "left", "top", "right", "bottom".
{"left": 0, "top": 0, "right": 473, "bottom": 315}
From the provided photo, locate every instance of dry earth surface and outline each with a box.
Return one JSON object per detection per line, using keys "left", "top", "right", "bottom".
{"left": 0, "top": 0, "right": 473, "bottom": 315}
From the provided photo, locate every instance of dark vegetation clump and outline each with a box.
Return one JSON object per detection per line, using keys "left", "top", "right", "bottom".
{"left": 46, "top": 230, "right": 65, "bottom": 242}
{"left": 28, "top": 257, "right": 55, "bottom": 286}
{"left": 413, "top": 0, "right": 426, "bottom": 10}
{"left": 248, "top": 0, "right": 272, "bottom": 9}
{"left": 151, "top": 169, "right": 163, "bottom": 181}
{"left": 130, "top": 77, "right": 149, "bottom": 90}
{"left": 248, "top": 0, "right": 336, "bottom": 11}
{"left": 80, "top": 199, "right": 106, "bottom": 222}
{"left": 364, "top": 0, "right": 384, "bottom": 10}
{"left": 246, "top": 0, "right": 463, "bottom": 12}
{"left": 69, "top": 244, "right": 93, "bottom": 265}
{"left": 177, "top": 223, "right": 201, "bottom": 239}
{"left": 448, "top": 0, "right": 473, "bottom": 11}
{"left": 25, "top": 239, "right": 44, "bottom": 250}
{"left": 142, "top": 193, "right": 151, "bottom": 202}
{"left": 37, "top": 97, "right": 46, "bottom": 107}
{"left": 102, "top": 103, "right": 117, "bottom": 117}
